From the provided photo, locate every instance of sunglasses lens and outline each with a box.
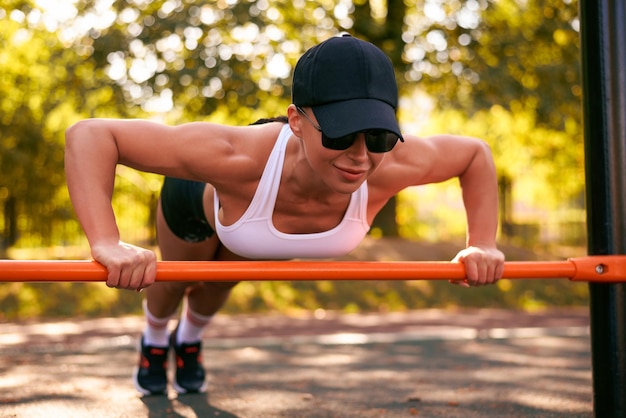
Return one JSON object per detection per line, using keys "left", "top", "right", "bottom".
{"left": 321, "top": 131, "right": 399, "bottom": 153}
{"left": 365, "top": 131, "right": 399, "bottom": 153}
{"left": 321, "top": 133, "right": 357, "bottom": 150}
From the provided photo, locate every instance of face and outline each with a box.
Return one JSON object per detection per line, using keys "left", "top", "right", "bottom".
{"left": 289, "top": 105, "right": 387, "bottom": 194}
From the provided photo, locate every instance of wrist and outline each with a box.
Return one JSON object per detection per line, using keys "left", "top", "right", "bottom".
{"left": 466, "top": 240, "right": 498, "bottom": 250}
{"left": 89, "top": 236, "right": 122, "bottom": 250}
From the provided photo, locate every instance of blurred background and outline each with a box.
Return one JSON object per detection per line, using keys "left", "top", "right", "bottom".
{"left": 0, "top": 0, "right": 587, "bottom": 319}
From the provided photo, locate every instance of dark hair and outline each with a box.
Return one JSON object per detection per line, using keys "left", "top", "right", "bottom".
{"left": 249, "top": 116, "right": 288, "bottom": 125}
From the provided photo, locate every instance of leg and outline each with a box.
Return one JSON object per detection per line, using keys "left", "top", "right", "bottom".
{"left": 152, "top": 196, "right": 241, "bottom": 319}
{"left": 185, "top": 244, "right": 243, "bottom": 317}
{"left": 137, "top": 179, "right": 244, "bottom": 395}
{"left": 144, "top": 200, "right": 221, "bottom": 318}
{"left": 165, "top": 244, "right": 242, "bottom": 394}
{"left": 135, "top": 200, "right": 220, "bottom": 396}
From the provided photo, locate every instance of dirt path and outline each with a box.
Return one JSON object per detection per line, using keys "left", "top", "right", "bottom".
{"left": 0, "top": 308, "right": 591, "bottom": 417}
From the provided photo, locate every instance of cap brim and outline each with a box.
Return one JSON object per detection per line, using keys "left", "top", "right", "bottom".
{"left": 312, "top": 98, "right": 403, "bottom": 140}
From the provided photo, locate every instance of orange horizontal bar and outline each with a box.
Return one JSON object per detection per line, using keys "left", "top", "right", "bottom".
{"left": 0, "top": 256, "right": 624, "bottom": 283}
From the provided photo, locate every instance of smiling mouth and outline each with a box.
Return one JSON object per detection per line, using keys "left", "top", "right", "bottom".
{"left": 336, "top": 166, "right": 366, "bottom": 181}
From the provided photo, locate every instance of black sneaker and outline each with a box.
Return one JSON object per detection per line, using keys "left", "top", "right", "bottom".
{"left": 170, "top": 329, "right": 207, "bottom": 393}
{"left": 133, "top": 337, "right": 168, "bottom": 395}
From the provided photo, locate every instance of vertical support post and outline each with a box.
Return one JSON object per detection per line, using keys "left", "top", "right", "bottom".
{"left": 580, "top": 0, "right": 626, "bottom": 416}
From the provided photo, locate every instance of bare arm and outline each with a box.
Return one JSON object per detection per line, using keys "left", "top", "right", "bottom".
{"left": 65, "top": 119, "right": 153, "bottom": 290}
{"left": 65, "top": 119, "right": 230, "bottom": 244}
{"left": 448, "top": 137, "right": 505, "bottom": 286}
{"left": 451, "top": 137, "right": 499, "bottom": 249}
{"left": 64, "top": 118, "right": 264, "bottom": 289}
{"left": 375, "top": 134, "right": 505, "bottom": 286}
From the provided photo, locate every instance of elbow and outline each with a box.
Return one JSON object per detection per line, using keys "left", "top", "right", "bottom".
{"left": 472, "top": 138, "right": 496, "bottom": 169}
{"left": 65, "top": 119, "right": 94, "bottom": 149}
{"left": 65, "top": 119, "right": 119, "bottom": 165}
{"left": 474, "top": 137, "right": 493, "bottom": 156}
{"left": 459, "top": 138, "right": 496, "bottom": 181}
{"left": 65, "top": 119, "right": 114, "bottom": 154}
{"left": 65, "top": 120, "right": 94, "bottom": 176}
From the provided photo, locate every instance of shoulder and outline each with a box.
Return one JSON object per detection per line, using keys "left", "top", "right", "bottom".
{"left": 370, "top": 133, "right": 491, "bottom": 192}
{"left": 369, "top": 134, "right": 436, "bottom": 188}
{"left": 180, "top": 121, "right": 287, "bottom": 184}
{"left": 70, "top": 118, "right": 287, "bottom": 185}
{"left": 165, "top": 119, "right": 284, "bottom": 144}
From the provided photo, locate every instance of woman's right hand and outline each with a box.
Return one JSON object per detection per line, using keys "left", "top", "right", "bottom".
{"left": 92, "top": 241, "right": 157, "bottom": 291}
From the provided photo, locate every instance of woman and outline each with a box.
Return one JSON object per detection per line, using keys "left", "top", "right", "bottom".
{"left": 65, "top": 34, "right": 504, "bottom": 395}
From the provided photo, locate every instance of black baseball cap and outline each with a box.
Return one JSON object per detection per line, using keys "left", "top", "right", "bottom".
{"left": 292, "top": 34, "right": 403, "bottom": 140}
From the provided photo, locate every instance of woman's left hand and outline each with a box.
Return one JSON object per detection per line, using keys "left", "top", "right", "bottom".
{"left": 450, "top": 246, "right": 505, "bottom": 287}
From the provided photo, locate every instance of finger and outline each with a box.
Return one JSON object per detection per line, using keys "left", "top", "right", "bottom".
{"left": 475, "top": 260, "right": 489, "bottom": 286}
{"left": 494, "top": 261, "right": 504, "bottom": 281}
{"left": 125, "top": 256, "right": 151, "bottom": 290}
{"left": 135, "top": 252, "right": 158, "bottom": 290}
{"left": 106, "top": 268, "right": 121, "bottom": 288}
{"left": 141, "top": 259, "right": 157, "bottom": 289}
{"left": 464, "top": 260, "right": 479, "bottom": 286}
{"left": 116, "top": 265, "right": 133, "bottom": 289}
{"left": 129, "top": 272, "right": 146, "bottom": 290}
{"left": 131, "top": 252, "right": 156, "bottom": 291}
{"left": 482, "top": 263, "right": 496, "bottom": 285}
{"left": 479, "top": 257, "right": 502, "bottom": 285}
{"left": 117, "top": 255, "right": 141, "bottom": 289}
{"left": 487, "top": 264, "right": 498, "bottom": 284}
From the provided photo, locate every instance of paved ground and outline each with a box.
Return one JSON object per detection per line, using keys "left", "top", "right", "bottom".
{"left": 0, "top": 308, "right": 592, "bottom": 417}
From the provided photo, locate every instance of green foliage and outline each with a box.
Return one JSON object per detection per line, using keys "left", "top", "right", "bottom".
{"left": 0, "top": 1, "right": 588, "bottom": 318}
{"left": 419, "top": 106, "right": 585, "bottom": 209}
{"left": 0, "top": 9, "right": 68, "bottom": 247}
{"left": 399, "top": 0, "right": 583, "bottom": 207}
{"left": 0, "top": 0, "right": 584, "bottom": 250}
{"left": 396, "top": 182, "right": 467, "bottom": 242}
{"left": 402, "top": 0, "right": 581, "bottom": 130}
{"left": 0, "top": 1, "right": 124, "bottom": 251}
{"left": 0, "top": 281, "right": 143, "bottom": 319}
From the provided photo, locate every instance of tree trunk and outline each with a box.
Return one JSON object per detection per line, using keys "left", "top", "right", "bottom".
{"left": 3, "top": 195, "right": 18, "bottom": 249}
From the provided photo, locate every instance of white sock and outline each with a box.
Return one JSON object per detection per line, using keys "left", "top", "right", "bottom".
{"left": 176, "top": 300, "right": 213, "bottom": 344}
{"left": 142, "top": 299, "right": 173, "bottom": 347}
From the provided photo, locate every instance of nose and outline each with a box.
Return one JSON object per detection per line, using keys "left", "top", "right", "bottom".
{"left": 345, "top": 133, "right": 368, "bottom": 159}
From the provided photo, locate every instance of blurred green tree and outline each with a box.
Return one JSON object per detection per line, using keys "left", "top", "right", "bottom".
{"left": 402, "top": 0, "right": 580, "bottom": 129}
{"left": 400, "top": 0, "right": 583, "bottom": 213}
{"left": 0, "top": 0, "right": 582, "bottom": 248}
{"left": 0, "top": 5, "right": 69, "bottom": 251}
{"left": 0, "top": 0, "right": 587, "bottom": 319}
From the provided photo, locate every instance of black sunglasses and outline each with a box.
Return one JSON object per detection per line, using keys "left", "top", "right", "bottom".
{"left": 296, "top": 106, "right": 401, "bottom": 153}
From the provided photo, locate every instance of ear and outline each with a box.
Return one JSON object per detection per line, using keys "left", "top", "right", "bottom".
{"left": 287, "top": 104, "right": 303, "bottom": 137}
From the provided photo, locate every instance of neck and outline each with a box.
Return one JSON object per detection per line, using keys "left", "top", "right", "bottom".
{"left": 282, "top": 135, "right": 345, "bottom": 203}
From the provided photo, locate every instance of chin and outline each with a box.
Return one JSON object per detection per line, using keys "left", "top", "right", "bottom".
{"left": 331, "top": 179, "right": 365, "bottom": 195}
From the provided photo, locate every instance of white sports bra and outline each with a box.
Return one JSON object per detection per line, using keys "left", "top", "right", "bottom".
{"left": 214, "top": 124, "right": 370, "bottom": 259}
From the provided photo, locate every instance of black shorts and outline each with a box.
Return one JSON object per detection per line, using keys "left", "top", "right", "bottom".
{"left": 160, "top": 177, "right": 215, "bottom": 242}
